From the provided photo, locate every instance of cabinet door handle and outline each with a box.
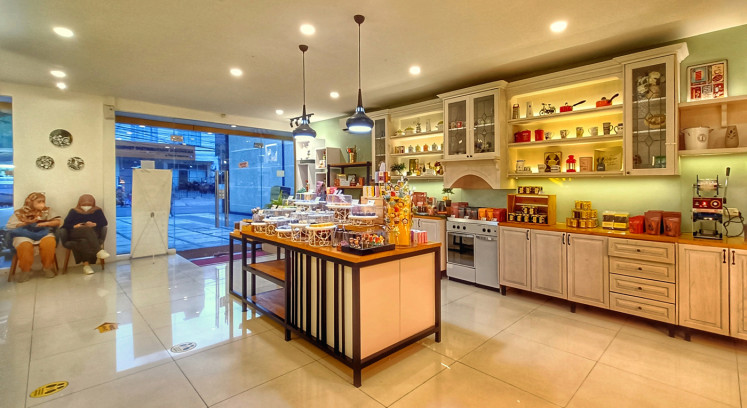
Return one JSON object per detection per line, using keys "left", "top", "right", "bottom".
{"left": 562, "top": 233, "right": 565, "bottom": 245}
{"left": 733, "top": 250, "right": 736, "bottom": 265}
{"left": 637, "top": 267, "right": 643, "bottom": 271}
{"left": 637, "top": 287, "right": 643, "bottom": 290}
{"left": 526, "top": 230, "right": 529, "bottom": 240}
{"left": 567, "top": 234, "right": 571, "bottom": 246}
{"left": 723, "top": 249, "right": 727, "bottom": 264}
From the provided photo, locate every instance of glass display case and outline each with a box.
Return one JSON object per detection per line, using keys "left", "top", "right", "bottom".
{"left": 624, "top": 55, "right": 678, "bottom": 175}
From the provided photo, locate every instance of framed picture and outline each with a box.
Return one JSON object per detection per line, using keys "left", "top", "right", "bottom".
{"left": 543, "top": 151, "right": 562, "bottom": 173}
{"left": 687, "top": 60, "right": 727, "bottom": 101}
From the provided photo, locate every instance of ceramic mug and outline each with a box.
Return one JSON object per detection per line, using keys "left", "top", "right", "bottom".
{"left": 545, "top": 131, "right": 553, "bottom": 140}
{"left": 560, "top": 129, "right": 568, "bottom": 139}
{"left": 602, "top": 122, "right": 612, "bottom": 135}
{"left": 588, "top": 126, "right": 599, "bottom": 137}
{"left": 614, "top": 123, "right": 624, "bottom": 134}
{"left": 575, "top": 127, "right": 584, "bottom": 138}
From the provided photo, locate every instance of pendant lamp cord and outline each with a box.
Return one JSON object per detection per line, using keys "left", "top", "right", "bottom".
{"left": 303, "top": 49, "right": 306, "bottom": 108}
{"left": 357, "top": 21, "right": 361, "bottom": 90}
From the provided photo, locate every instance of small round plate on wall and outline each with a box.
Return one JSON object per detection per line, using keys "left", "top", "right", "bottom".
{"left": 49, "top": 129, "right": 72, "bottom": 147}
{"left": 36, "top": 156, "right": 55, "bottom": 170}
{"left": 67, "top": 157, "right": 84, "bottom": 170}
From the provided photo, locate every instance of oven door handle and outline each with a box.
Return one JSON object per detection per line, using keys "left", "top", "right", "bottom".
{"left": 475, "top": 235, "right": 496, "bottom": 241}
{"left": 449, "top": 232, "right": 474, "bottom": 238}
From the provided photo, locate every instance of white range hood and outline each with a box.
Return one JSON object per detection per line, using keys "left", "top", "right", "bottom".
{"left": 442, "top": 158, "right": 504, "bottom": 189}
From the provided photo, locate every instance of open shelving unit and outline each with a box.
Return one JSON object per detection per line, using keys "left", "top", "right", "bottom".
{"left": 678, "top": 94, "right": 747, "bottom": 154}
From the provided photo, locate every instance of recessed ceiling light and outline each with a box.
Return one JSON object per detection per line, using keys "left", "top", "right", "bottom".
{"left": 300, "top": 24, "right": 315, "bottom": 35}
{"left": 56, "top": 82, "right": 67, "bottom": 90}
{"left": 50, "top": 70, "right": 66, "bottom": 78}
{"left": 207, "top": 132, "right": 213, "bottom": 135}
{"left": 230, "top": 68, "right": 243, "bottom": 77}
{"left": 550, "top": 21, "right": 567, "bottom": 33}
{"left": 230, "top": 124, "right": 237, "bottom": 128}
{"left": 139, "top": 125, "right": 146, "bottom": 128}
{"left": 53, "top": 26, "right": 74, "bottom": 38}
{"left": 330, "top": 91, "right": 339, "bottom": 99}
{"left": 275, "top": 109, "right": 284, "bottom": 115}
{"left": 409, "top": 66, "right": 421, "bottom": 75}
{"left": 126, "top": 131, "right": 133, "bottom": 135}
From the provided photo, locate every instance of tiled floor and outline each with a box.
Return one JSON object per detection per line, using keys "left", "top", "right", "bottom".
{"left": 1, "top": 255, "right": 745, "bottom": 407}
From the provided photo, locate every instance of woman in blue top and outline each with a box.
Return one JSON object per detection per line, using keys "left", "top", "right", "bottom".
{"left": 62, "top": 194, "right": 109, "bottom": 274}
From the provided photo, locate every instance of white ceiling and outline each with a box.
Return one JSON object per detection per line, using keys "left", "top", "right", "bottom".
{"left": 1, "top": 0, "right": 746, "bottom": 127}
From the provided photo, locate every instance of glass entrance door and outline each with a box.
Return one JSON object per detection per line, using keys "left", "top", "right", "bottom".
{"left": 115, "top": 121, "right": 294, "bottom": 259}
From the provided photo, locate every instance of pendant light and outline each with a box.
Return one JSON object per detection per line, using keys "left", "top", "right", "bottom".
{"left": 346, "top": 14, "right": 374, "bottom": 134}
{"left": 292, "top": 44, "right": 316, "bottom": 138}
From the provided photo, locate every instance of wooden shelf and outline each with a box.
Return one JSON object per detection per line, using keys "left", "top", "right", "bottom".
{"left": 508, "top": 104, "right": 622, "bottom": 126}
{"left": 335, "top": 186, "right": 363, "bottom": 189}
{"left": 679, "top": 147, "right": 747, "bottom": 157}
{"left": 390, "top": 129, "right": 443, "bottom": 140}
{"left": 390, "top": 151, "right": 444, "bottom": 158}
{"left": 508, "top": 171, "right": 624, "bottom": 178}
{"left": 679, "top": 94, "right": 747, "bottom": 109}
{"left": 327, "top": 161, "right": 371, "bottom": 168}
{"left": 251, "top": 289, "right": 286, "bottom": 320}
{"left": 244, "top": 259, "right": 286, "bottom": 286}
{"left": 405, "top": 175, "right": 443, "bottom": 181}
{"left": 508, "top": 135, "right": 622, "bottom": 149}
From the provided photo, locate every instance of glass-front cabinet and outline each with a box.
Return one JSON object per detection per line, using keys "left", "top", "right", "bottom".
{"left": 442, "top": 84, "right": 505, "bottom": 159}
{"left": 624, "top": 55, "right": 679, "bottom": 175}
{"left": 370, "top": 113, "right": 388, "bottom": 173}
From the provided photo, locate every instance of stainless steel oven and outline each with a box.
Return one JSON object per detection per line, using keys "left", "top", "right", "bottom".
{"left": 446, "top": 218, "right": 499, "bottom": 289}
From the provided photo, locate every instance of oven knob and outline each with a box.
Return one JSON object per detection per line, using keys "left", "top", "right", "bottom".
{"left": 482, "top": 228, "right": 486, "bottom": 232}
{"left": 462, "top": 226, "right": 466, "bottom": 230}
{"left": 487, "top": 229, "right": 491, "bottom": 233}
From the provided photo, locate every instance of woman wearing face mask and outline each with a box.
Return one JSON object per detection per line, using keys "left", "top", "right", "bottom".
{"left": 62, "top": 194, "right": 109, "bottom": 275}
{"left": 6, "top": 192, "right": 62, "bottom": 282}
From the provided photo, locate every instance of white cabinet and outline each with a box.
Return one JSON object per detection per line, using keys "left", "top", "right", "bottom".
{"left": 730, "top": 249, "right": 747, "bottom": 340}
{"left": 530, "top": 230, "right": 566, "bottom": 298}
{"left": 567, "top": 234, "right": 608, "bottom": 308}
{"left": 370, "top": 113, "right": 389, "bottom": 173}
{"left": 439, "top": 82, "right": 507, "bottom": 160}
{"left": 678, "top": 244, "right": 729, "bottom": 335}
{"left": 413, "top": 216, "right": 446, "bottom": 272}
{"left": 499, "top": 226, "right": 531, "bottom": 291}
{"left": 617, "top": 44, "right": 688, "bottom": 175}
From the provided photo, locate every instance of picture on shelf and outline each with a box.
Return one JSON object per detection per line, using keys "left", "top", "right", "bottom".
{"left": 593, "top": 147, "right": 622, "bottom": 172}
{"left": 687, "top": 60, "right": 727, "bottom": 101}
{"left": 543, "top": 151, "right": 562, "bottom": 173}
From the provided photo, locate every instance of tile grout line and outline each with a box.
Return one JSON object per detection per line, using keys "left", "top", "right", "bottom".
{"left": 25, "top": 279, "right": 39, "bottom": 408}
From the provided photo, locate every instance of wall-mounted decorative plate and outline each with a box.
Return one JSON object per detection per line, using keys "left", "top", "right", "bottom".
{"left": 36, "top": 155, "right": 55, "bottom": 169}
{"left": 67, "top": 156, "right": 84, "bottom": 170}
{"left": 49, "top": 129, "right": 72, "bottom": 147}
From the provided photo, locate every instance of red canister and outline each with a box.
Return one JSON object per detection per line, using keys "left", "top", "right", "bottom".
{"left": 534, "top": 129, "right": 544, "bottom": 141}
{"left": 514, "top": 130, "right": 531, "bottom": 143}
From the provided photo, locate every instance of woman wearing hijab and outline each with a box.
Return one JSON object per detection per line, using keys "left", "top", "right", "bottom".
{"left": 5, "top": 192, "right": 61, "bottom": 282}
{"left": 62, "top": 194, "right": 109, "bottom": 275}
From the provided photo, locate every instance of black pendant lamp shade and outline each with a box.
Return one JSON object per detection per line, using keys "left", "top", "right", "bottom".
{"left": 346, "top": 14, "right": 373, "bottom": 134}
{"left": 292, "top": 44, "right": 316, "bottom": 138}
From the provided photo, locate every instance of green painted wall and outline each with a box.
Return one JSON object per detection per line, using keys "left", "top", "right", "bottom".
{"left": 311, "top": 25, "right": 747, "bottom": 235}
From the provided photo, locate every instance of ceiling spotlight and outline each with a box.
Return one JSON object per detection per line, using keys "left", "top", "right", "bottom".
{"left": 330, "top": 91, "right": 339, "bottom": 99}
{"left": 230, "top": 68, "right": 243, "bottom": 77}
{"left": 300, "top": 24, "right": 316, "bottom": 35}
{"left": 56, "top": 82, "right": 67, "bottom": 90}
{"left": 53, "top": 26, "right": 74, "bottom": 38}
{"left": 50, "top": 70, "right": 66, "bottom": 78}
{"left": 275, "top": 109, "right": 284, "bottom": 115}
{"left": 230, "top": 124, "right": 237, "bottom": 128}
{"left": 409, "top": 66, "right": 421, "bottom": 75}
{"left": 550, "top": 21, "right": 567, "bottom": 33}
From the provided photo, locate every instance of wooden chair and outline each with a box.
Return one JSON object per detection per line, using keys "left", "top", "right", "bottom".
{"left": 7, "top": 243, "right": 60, "bottom": 282}
{"left": 57, "top": 226, "right": 107, "bottom": 273}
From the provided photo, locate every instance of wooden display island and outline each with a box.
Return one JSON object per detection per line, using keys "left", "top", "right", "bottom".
{"left": 230, "top": 230, "right": 441, "bottom": 387}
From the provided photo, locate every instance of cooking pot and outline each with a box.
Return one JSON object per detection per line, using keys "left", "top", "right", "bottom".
{"left": 596, "top": 93, "right": 619, "bottom": 107}
{"left": 559, "top": 100, "right": 586, "bottom": 112}
{"left": 682, "top": 127, "right": 712, "bottom": 150}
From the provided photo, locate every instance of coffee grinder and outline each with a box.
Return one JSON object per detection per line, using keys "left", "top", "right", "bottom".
{"left": 692, "top": 167, "right": 729, "bottom": 239}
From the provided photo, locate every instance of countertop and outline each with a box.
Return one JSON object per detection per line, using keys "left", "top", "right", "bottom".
{"left": 232, "top": 230, "right": 440, "bottom": 265}
{"left": 500, "top": 221, "right": 747, "bottom": 250}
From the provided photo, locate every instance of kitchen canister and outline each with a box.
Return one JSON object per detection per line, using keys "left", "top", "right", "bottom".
{"left": 682, "top": 127, "right": 712, "bottom": 150}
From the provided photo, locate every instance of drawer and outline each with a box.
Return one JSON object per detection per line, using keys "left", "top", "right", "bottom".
{"left": 608, "top": 238, "right": 675, "bottom": 264}
{"left": 610, "top": 292, "right": 676, "bottom": 324}
{"left": 609, "top": 257, "right": 676, "bottom": 283}
{"left": 610, "top": 274, "right": 675, "bottom": 303}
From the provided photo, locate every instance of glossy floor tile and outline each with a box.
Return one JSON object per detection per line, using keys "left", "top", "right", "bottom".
{"left": 1, "top": 255, "right": 745, "bottom": 407}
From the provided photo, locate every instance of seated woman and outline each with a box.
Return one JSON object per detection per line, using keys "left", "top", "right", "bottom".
{"left": 6, "top": 192, "right": 62, "bottom": 282}
{"left": 62, "top": 194, "right": 109, "bottom": 275}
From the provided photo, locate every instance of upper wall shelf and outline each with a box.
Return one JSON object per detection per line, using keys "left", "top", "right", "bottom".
{"left": 390, "top": 129, "right": 443, "bottom": 140}
{"left": 508, "top": 104, "right": 622, "bottom": 126}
